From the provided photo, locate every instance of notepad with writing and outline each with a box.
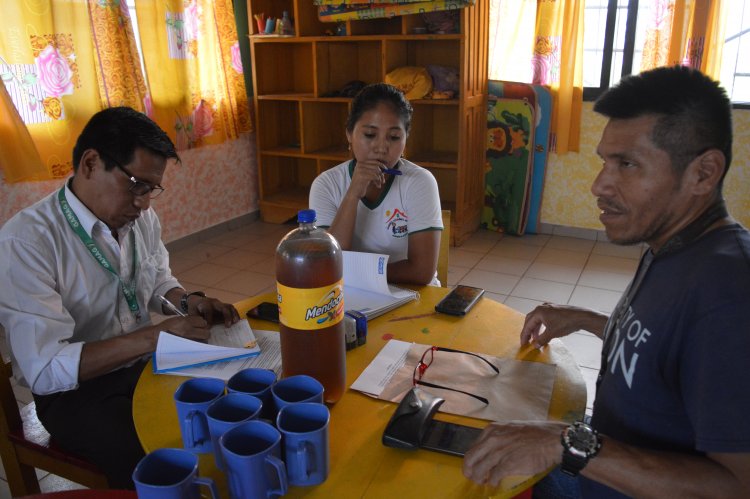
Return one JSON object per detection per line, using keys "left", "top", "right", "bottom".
{"left": 153, "top": 320, "right": 261, "bottom": 373}
{"left": 344, "top": 251, "right": 418, "bottom": 320}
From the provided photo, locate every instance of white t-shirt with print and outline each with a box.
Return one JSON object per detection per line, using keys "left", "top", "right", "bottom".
{"left": 309, "top": 159, "right": 443, "bottom": 265}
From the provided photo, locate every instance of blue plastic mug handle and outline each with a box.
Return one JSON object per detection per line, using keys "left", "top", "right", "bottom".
{"left": 185, "top": 410, "right": 207, "bottom": 448}
{"left": 194, "top": 477, "right": 219, "bottom": 498}
{"left": 266, "top": 454, "right": 288, "bottom": 496}
{"left": 295, "top": 440, "right": 316, "bottom": 480}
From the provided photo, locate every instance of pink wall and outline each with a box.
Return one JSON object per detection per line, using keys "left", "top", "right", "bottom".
{"left": 0, "top": 133, "right": 259, "bottom": 243}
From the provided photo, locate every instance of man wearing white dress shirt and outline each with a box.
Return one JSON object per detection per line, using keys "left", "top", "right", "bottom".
{"left": 0, "top": 107, "right": 239, "bottom": 488}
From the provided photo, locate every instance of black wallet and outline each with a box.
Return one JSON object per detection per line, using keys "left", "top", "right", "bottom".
{"left": 382, "top": 388, "right": 445, "bottom": 450}
{"left": 382, "top": 388, "right": 483, "bottom": 457}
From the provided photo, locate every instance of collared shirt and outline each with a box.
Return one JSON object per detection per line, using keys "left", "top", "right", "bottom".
{"left": 0, "top": 181, "right": 180, "bottom": 395}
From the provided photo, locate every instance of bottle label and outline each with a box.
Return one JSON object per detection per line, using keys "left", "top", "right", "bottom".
{"left": 277, "top": 280, "right": 344, "bottom": 330}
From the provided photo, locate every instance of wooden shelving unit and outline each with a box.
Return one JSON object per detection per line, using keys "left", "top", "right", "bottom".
{"left": 247, "top": 0, "right": 489, "bottom": 244}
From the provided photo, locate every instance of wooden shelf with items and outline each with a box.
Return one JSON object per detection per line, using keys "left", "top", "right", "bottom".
{"left": 247, "top": 0, "right": 488, "bottom": 245}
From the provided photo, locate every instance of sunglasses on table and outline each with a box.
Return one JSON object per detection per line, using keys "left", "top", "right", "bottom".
{"left": 412, "top": 346, "right": 499, "bottom": 405}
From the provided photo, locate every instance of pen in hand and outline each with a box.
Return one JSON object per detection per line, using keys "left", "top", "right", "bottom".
{"left": 155, "top": 293, "right": 187, "bottom": 317}
{"left": 379, "top": 158, "right": 403, "bottom": 176}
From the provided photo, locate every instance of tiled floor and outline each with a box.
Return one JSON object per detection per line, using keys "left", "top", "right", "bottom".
{"left": 0, "top": 219, "right": 643, "bottom": 496}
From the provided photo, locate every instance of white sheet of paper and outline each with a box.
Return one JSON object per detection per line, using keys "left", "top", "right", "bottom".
{"left": 350, "top": 339, "right": 411, "bottom": 395}
{"left": 161, "top": 330, "right": 281, "bottom": 380}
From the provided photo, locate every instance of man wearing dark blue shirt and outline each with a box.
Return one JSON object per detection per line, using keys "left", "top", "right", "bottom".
{"left": 463, "top": 66, "right": 750, "bottom": 498}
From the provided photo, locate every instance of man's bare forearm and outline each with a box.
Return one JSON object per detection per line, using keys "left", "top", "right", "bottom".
{"left": 584, "top": 438, "right": 750, "bottom": 498}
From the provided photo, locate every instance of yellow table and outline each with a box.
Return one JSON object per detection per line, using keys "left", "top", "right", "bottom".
{"left": 133, "top": 286, "right": 586, "bottom": 498}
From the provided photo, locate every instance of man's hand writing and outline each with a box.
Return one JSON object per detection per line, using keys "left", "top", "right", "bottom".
{"left": 160, "top": 315, "right": 211, "bottom": 342}
{"left": 189, "top": 297, "right": 240, "bottom": 327}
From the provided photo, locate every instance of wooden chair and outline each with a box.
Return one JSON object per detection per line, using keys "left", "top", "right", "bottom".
{"left": 0, "top": 361, "right": 109, "bottom": 496}
{"left": 437, "top": 210, "right": 451, "bottom": 287}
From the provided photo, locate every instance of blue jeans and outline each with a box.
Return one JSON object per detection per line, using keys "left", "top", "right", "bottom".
{"left": 533, "top": 467, "right": 582, "bottom": 499}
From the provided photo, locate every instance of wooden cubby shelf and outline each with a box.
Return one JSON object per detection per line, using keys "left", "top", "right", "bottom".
{"left": 247, "top": 0, "right": 489, "bottom": 245}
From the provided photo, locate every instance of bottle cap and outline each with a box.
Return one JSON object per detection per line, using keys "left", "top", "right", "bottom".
{"left": 298, "top": 209, "right": 316, "bottom": 223}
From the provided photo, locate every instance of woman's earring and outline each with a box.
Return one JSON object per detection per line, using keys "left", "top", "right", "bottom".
{"left": 348, "top": 143, "right": 352, "bottom": 151}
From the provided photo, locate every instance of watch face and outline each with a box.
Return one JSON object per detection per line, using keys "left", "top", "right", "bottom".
{"left": 570, "top": 429, "right": 597, "bottom": 451}
{"left": 563, "top": 423, "right": 600, "bottom": 458}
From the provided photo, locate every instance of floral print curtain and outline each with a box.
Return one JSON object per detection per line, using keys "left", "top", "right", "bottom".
{"left": 640, "top": 0, "right": 726, "bottom": 79}
{"left": 87, "top": 1, "right": 150, "bottom": 111}
{"left": 488, "top": 0, "right": 584, "bottom": 154}
{"left": 533, "top": 0, "right": 584, "bottom": 154}
{"left": 0, "top": 82, "right": 47, "bottom": 182}
{"left": 0, "top": 0, "right": 252, "bottom": 183}
{"left": 0, "top": 1, "right": 107, "bottom": 181}
{"left": 135, "top": 0, "right": 252, "bottom": 151}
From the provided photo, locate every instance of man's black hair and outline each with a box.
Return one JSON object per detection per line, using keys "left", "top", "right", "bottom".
{"left": 594, "top": 65, "right": 732, "bottom": 181}
{"left": 72, "top": 106, "right": 179, "bottom": 172}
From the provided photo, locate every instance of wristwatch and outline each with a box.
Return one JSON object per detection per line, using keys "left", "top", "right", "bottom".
{"left": 560, "top": 421, "right": 602, "bottom": 476}
{"left": 180, "top": 291, "right": 206, "bottom": 313}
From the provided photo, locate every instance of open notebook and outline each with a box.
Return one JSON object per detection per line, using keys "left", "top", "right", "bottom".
{"left": 344, "top": 251, "right": 418, "bottom": 320}
{"left": 153, "top": 320, "right": 260, "bottom": 373}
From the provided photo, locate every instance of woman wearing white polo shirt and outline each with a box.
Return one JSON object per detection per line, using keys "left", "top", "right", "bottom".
{"left": 309, "top": 83, "right": 443, "bottom": 286}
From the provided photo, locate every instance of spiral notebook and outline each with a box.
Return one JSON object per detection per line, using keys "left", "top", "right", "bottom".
{"left": 343, "top": 251, "right": 418, "bottom": 320}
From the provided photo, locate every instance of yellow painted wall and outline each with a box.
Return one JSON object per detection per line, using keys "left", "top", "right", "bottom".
{"left": 541, "top": 104, "right": 750, "bottom": 229}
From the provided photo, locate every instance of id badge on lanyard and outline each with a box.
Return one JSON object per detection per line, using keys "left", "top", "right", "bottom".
{"left": 58, "top": 188, "right": 142, "bottom": 320}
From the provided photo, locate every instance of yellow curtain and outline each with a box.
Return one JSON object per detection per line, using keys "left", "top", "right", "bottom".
{"left": 681, "top": 0, "right": 726, "bottom": 78}
{"left": 0, "top": 82, "right": 46, "bottom": 182}
{"left": 0, "top": 1, "right": 104, "bottom": 181}
{"left": 533, "top": 0, "right": 584, "bottom": 153}
{"left": 640, "top": 0, "right": 676, "bottom": 70}
{"left": 87, "top": 1, "right": 150, "bottom": 111}
{"left": 135, "top": 0, "right": 252, "bottom": 151}
{"left": 488, "top": 0, "right": 536, "bottom": 82}
{"left": 640, "top": 0, "right": 727, "bottom": 79}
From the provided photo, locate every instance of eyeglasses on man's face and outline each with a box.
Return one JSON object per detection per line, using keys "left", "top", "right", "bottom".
{"left": 99, "top": 151, "right": 165, "bottom": 199}
{"left": 412, "top": 346, "right": 499, "bottom": 405}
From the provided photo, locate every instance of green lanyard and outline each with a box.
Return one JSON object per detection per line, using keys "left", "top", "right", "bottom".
{"left": 58, "top": 188, "right": 141, "bottom": 320}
